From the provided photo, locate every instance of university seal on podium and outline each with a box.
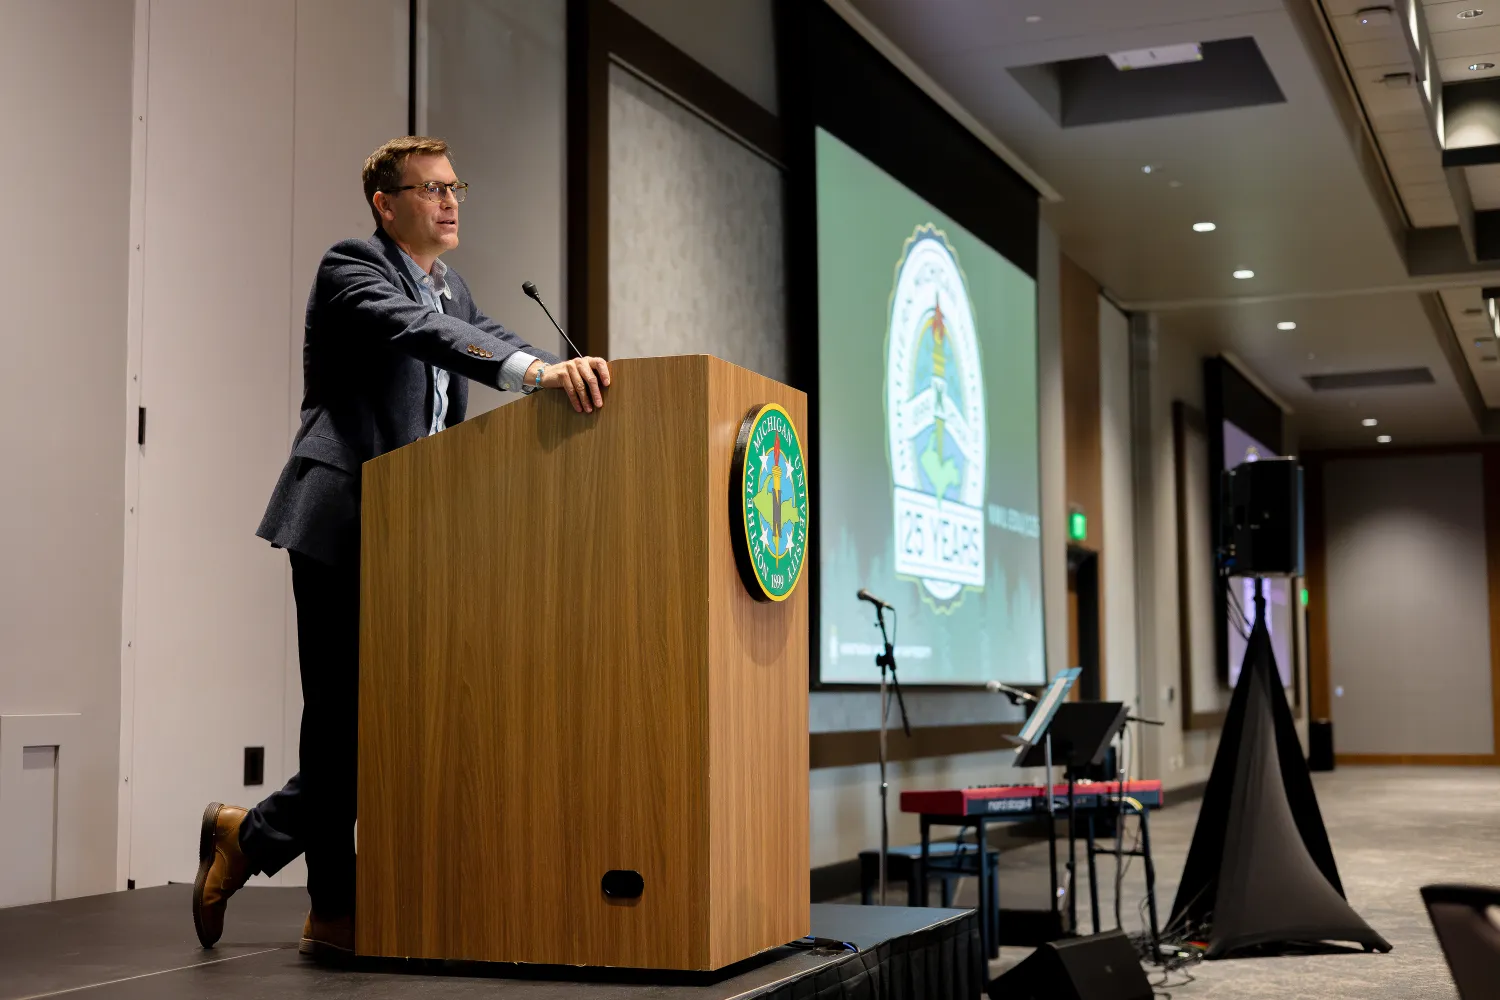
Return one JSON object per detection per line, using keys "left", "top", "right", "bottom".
{"left": 731, "top": 403, "right": 808, "bottom": 602}
{"left": 886, "top": 224, "right": 986, "bottom": 613}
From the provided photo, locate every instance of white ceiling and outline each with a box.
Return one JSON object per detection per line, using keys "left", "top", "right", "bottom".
{"left": 848, "top": 0, "right": 1500, "bottom": 447}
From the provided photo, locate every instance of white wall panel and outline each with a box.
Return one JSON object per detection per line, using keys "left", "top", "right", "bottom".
{"left": 127, "top": 0, "right": 407, "bottom": 888}
{"left": 128, "top": 0, "right": 298, "bottom": 889}
{"left": 0, "top": 0, "right": 132, "bottom": 898}
{"left": 275, "top": 0, "right": 410, "bottom": 886}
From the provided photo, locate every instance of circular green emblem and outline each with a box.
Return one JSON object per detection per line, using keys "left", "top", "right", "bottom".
{"left": 730, "top": 403, "right": 809, "bottom": 603}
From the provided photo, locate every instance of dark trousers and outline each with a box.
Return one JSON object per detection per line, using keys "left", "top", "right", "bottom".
{"left": 239, "top": 550, "right": 360, "bottom": 917}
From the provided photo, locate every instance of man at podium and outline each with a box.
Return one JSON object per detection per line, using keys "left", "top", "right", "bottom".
{"left": 188, "top": 136, "right": 611, "bottom": 959}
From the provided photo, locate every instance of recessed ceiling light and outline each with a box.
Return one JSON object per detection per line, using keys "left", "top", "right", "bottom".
{"left": 1277, "top": 321, "right": 1297, "bottom": 330}
{"left": 1362, "top": 418, "right": 1378, "bottom": 427}
{"left": 1472, "top": 62, "right": 1495, "bottom": 71}
{"left": 1142, "top": 165, "right": 1155, "bottom": 174}
{"left": 1356, "top": 7, "right": 1393, "bottom": 27}
{"left": 1025, "top": 14, "right": 1042, "bottom": 23}
{"left": 1193, "top": 221, "right": 1216, "bottom": 232}
{"left": 1459, "top": 8, "right": 1485, "bottom": 19}
{"left": 1376, "top": 434, "right": 1392, "bottom": 444}
{"left": 1233, "top": 269, "right": 1255, "bottom": 279}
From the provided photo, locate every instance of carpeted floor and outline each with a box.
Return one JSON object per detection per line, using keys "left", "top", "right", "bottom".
{"left": 854, "top": 767, "right": 1500, "bottom": 998}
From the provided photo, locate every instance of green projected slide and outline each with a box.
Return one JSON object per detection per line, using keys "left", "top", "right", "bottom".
{"left": 816, "top": 128, "right": 1044, "bottom": 685}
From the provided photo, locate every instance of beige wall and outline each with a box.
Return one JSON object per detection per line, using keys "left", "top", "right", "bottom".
{"left": 1131, "top": 317, "right": 1221, "bottom": 788}
{"left": 1324, "top": 453, "right": 1494, "bottom": 755}
{"left": 0, "top": 0, "right": 132, "bottom": 899}
{"left": 425, "top": 0, "right": 568, "bottom": 417}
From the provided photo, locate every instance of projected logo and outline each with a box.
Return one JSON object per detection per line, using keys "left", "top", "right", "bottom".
{"left": 886, "top": 225, "right": 986, "bottom": 612}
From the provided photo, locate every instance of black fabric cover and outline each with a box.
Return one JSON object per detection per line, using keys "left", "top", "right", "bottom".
{"left": 767, "top": 910, "right": 983, "bottom": 1000}
{"left": 1167, "top": 608, "right": 1391, "bottom": 957}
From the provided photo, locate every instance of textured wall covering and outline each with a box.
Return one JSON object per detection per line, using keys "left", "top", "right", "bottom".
{"left": 608, "top": 66, "right": 787, "bottom": 381}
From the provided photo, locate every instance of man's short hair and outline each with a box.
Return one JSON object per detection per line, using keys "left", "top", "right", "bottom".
{"left": 362, "top": 136, "right": 451, "bottom": 226}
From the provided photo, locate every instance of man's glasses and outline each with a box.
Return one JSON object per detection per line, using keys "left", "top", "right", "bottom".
{"left": 386, "top": 180, "right": 468, "bottom": 203}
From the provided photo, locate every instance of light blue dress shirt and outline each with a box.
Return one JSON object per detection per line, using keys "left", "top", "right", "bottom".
{"left": 397, "top": 249, "right": 538, "bottom": 435}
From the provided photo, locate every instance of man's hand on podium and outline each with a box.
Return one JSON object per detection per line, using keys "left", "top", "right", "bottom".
{"left": 532, "top": 357, "right": 611, "bottom": 414}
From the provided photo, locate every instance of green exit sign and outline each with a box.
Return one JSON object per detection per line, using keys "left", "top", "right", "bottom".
{"left": 1068, "top": 510, "right": 1088, "bottom": 542}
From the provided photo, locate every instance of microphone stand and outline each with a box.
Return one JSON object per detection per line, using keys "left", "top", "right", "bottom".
{"left": 873, "top": 603, "right": 910, "bottom": 905}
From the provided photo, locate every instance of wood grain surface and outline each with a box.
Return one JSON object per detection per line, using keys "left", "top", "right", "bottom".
{"left": 357, "top": 355, "right": 808, "bottom": 970}
{"left": 705, "top": 361, "right": 809, "bottom": 968}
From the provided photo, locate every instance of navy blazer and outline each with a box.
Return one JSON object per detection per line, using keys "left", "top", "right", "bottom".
{"left": 257, "top": 228, "right": 559, "bottom": 565}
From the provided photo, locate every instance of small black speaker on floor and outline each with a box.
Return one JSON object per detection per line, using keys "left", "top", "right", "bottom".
{"left": 987, "top": 931, "right": 1152, "bottom": 1000}
{"left": 1308, "top": 718, "right": 1335, "bottom": 771}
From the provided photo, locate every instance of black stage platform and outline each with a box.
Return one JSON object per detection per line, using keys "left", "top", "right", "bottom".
{"left": 0, "top": 886, "right": 981, "bottom": 1000}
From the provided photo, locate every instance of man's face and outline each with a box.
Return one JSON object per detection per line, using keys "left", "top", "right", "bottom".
{"left": 378, "top": 154, "right": 460, "bottom": 257}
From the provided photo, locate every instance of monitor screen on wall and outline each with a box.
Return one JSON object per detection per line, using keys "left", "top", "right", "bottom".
{"left": 1222, "top": 420, "right": 1295, "bottom": 690}
{"left": 813, "top": 128, "right": 1045, "bottom": 686}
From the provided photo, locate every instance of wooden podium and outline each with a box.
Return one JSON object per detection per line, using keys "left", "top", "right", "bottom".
{"left": 355, "top": 355, "right": 809, "bottom": 970}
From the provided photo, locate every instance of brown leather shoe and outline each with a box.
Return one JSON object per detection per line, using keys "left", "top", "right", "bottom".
{"left": 192, "top": 802, "right": 251, "bottom": 947}
{"left": 299, "top": 910, "right": 355, "bottom": 962}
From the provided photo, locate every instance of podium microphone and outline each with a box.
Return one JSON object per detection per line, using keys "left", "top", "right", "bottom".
{"left": 856, "top": 588, "right": 894, "bottom": 611}
{"left": 521, "top": 280, "right": 584, "bottom": 359}
{"left": 985, "top": 679, "right": 1038, "bottom": 704}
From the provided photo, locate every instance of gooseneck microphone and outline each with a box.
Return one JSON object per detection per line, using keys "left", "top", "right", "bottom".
{"left": 856, "top": 588, "right": 894, "bottom": 611}
{"left": 521, "top": 281, "right": 584, "bottom": 359}
{"left": 985, "top": 680, "right": 1038, "bottom": 704}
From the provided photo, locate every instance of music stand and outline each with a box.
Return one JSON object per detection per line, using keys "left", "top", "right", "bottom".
{"left": 1017, "top": 700, "right": 1129, "bottom": 936}
{"left": 1007, "top": 669, "right": 1081, "bottom": 932}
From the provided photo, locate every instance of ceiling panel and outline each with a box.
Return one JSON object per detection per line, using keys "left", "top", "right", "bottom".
{"left": 1404, "top": 195, "right": 1462, "bottom": 224}
{"left": 845, "top": 0, "right": 1490, "bottom": 443}
{"left": 1342, "top": 34, "right": 1419, "bottom": 67}
{"left": 1386, "top": 146, "right": 1448, "bottom": 184}
{"left": 1157, "top": 291, "right": 1481, "bottom": 446}
{"left": 1374, "top": 125, "right": 1440, "bottom": 148}
{"left": 1439, "top": 286, "right": 1500, "bottom": 405}
{"left": 1438, "top": 53, "right": 1500, "bottom": 78}
{"left": 1466, "top": 162, "right": 1500, "bottom": 205}
{"left": 1425, "top": 2, "right": 1494, "bottom": 33}
{"left": 847, "top": 0, "right": 1285, "bottom": 60}
{"left": 1430, "top": 22, "right": 1500, "bottom": 57}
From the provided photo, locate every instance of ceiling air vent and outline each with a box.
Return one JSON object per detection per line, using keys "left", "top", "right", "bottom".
{"left": 1303, "top": 367, "right": 1435, "bottom": 391}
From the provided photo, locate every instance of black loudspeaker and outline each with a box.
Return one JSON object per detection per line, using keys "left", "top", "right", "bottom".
{"left": 1309, "top": 718, "right": 1335, "bottom": 772}
{"left": 986, "top": 931, "right": 1153, "bottom": 1000}
{"left": 1221, "top": 457, "right": 1303, "bottom": 577}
